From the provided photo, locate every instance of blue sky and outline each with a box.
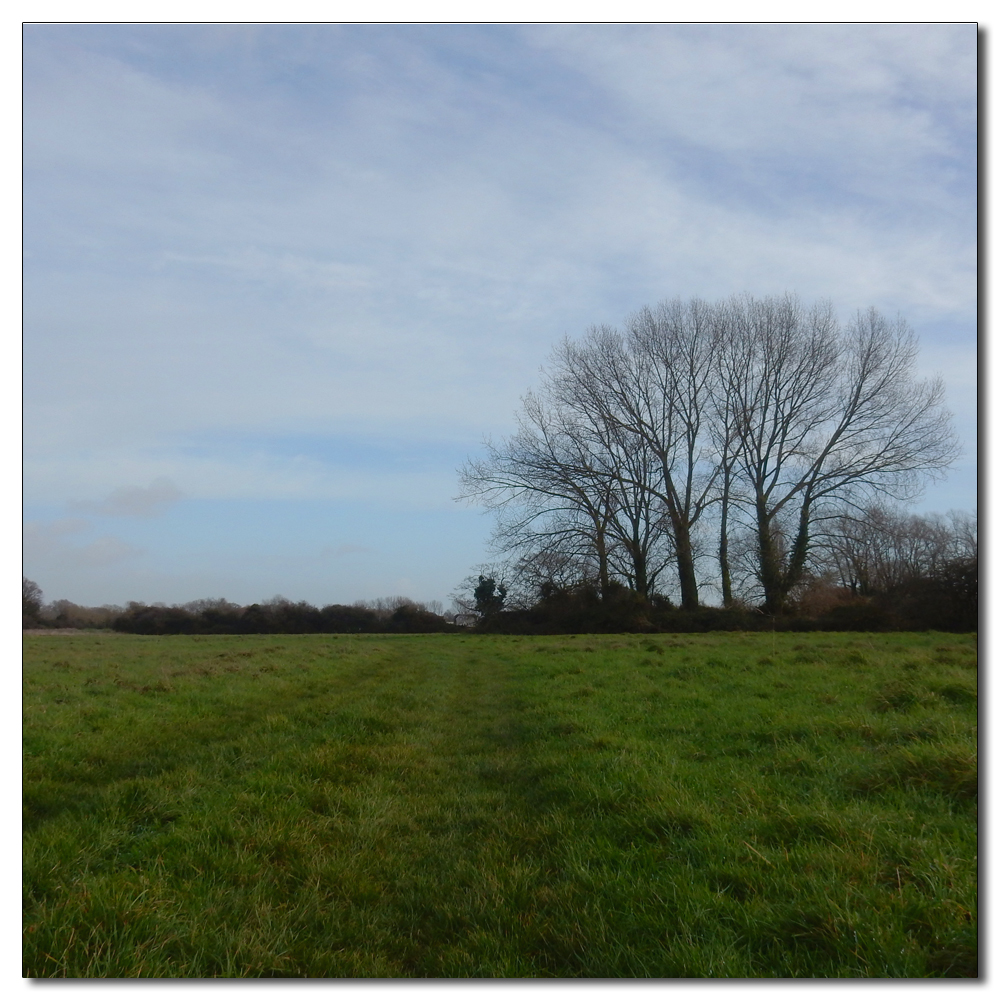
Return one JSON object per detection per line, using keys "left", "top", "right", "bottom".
{"left": 22, "top": 22, "right": 978, "bottom": 610}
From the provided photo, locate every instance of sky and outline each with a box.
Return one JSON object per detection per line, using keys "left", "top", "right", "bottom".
{"left": 22, "top": 22, "right": 978, "bottom": 611}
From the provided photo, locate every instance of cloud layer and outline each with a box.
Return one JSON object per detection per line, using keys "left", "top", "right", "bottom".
{"left": 22, "top": 24, "right": 977, "bottom": 606}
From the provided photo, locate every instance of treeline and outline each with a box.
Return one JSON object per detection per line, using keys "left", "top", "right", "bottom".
{"left": 23, "top": 515, "right": 975, "bottom": 638}
{"left": 456, "top": 505, "right": 976, "bottom": 634}
{"left": 113, "top": 598, "right": 460, "bottom": 635}
{"left": 22, "top": 588, "right": 460, "bottom": 635}
{"left": 460, "top": 294, "right": 962, "bottom": 617}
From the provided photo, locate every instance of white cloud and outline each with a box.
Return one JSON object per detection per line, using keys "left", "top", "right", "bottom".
{"left": 527, "top": 25, "right": 974, "bottom": 187}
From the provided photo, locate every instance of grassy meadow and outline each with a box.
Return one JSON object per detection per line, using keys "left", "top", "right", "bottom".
{"left": 23, "top": 630, "right": 977, "bottom": 978}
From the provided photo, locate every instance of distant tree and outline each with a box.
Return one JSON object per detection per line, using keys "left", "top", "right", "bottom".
{"left": 181, "top": 597, "right": 242, "bottom": 615}
{"left": 42, "top": 599, "right": 122, "bottom": 630}
{"left": 819, "top": 505, "right": 974, "bottom": 597}
{"left": 108, "top": 595, "right": 455, "bottom": 636}
{"left": 387, "top": 603, "right": 459, "bottom": 633}
{"left": 23, "top": 578, "right": 43, "bottom": 628}
{"left": 113, "top": 602, "right": 197, "bottom": 635}
{"left": 812, "top": 505, "right": 977, "bottom": 630}
{"left": 473, "top": 575, "right": 507, "bottom": 618}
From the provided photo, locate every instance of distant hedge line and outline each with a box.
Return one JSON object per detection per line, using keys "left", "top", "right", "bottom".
{"left": 103, "top": 582, "right": 975, "bottom": 638}
{"left": 111, "top": 601, "right": 461, "bottom": 635}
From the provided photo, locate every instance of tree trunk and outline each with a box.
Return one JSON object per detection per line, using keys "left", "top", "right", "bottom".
{"left": 718, "top": 465, "right": 733, "bottom": 607}
{"left": 783, "top": 499, "right": 813, "bottom": 603}
{"left": 674, "top": 523, "right": 700, "bottom": 610}
{"left": 594, "top": 523, "right": 611, "bottom": 600}
{"left": 756, "top": 497, "right": 786, "bottom": 615}
{"left": 632, "top": 542, "right": 649, "bottom": 600}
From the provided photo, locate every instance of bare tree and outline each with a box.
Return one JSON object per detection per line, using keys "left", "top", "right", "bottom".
{"left": 353, "top": 595, "right": 427, "bottom": 620}
{"left": 23, "top": 578, "right": 43, "bottom": 627}
{"left": 508, "top": 545, "right": 602, "bottom": 602}
{"left": 947, "top": 509, "right": 978, "bottom": 562}
{"left": 820, "top": 504, "right": 975, "bottom": 596}
{"left": 550, "top": 298, "right": 720, "bottom": 610}
{"left": 459, "top": 385, "right": 671, "bottom": 601}
{"left": 718, "top": 296, "right": 958, "bottom": 613}
{"left": 459, "top": 293, "right": 957, "bottom": 618}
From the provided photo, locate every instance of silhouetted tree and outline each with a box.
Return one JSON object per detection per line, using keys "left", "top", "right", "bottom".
{"left": 23, "top": 578, "right": 42, "bottom": 628}
{"left": 474, "top": 575, "right": 507, "bottom": 618}
{"left": 718, "top": 297, "right": 957, "bottom": 613}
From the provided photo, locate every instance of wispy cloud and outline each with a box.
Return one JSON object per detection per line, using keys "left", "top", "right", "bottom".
{"left": 72, "top": 478, "right": 184, "bottom": 518}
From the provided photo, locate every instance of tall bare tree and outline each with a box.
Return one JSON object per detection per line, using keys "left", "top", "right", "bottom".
{"left": 549, "top": 299, "right": 719, "bottom": 610}
{"left": 717, "top": 295, "right": 958, "bottom": 613}
{"left": 459, "top": 388, "right": 671, "bottom": 601}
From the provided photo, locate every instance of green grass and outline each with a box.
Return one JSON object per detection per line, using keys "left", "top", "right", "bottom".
{"left": 23, "top": 631, "right": 977, "bottom": 978}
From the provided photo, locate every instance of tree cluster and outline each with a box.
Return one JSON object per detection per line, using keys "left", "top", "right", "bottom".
{"left": 801, "top": 505, "right": 978, "bottom": 632}
{"left": 460, "top": 294, "right": 962, "bottom": 621}
{"left": 24, "top": 579, "right": 126, "bottom": 630}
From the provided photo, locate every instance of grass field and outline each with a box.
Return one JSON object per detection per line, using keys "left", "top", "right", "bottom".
{"left": 23, "top": 630, "right": 977, "bottom": 978}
